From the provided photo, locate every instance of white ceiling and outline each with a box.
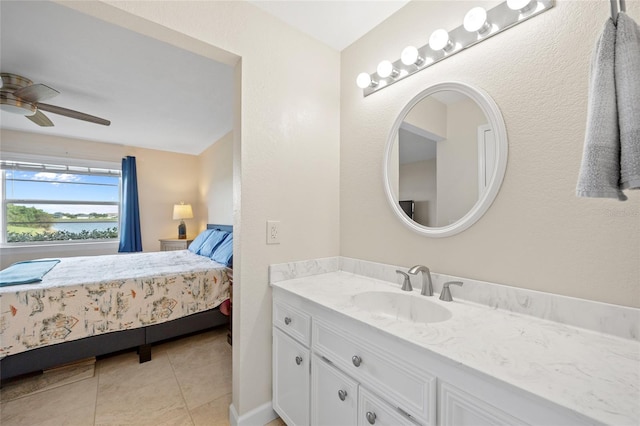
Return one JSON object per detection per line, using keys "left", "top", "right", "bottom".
{"left": 248, "top": 0, "right": 410, "bottom": 51}
{"left": 0, "top": 1, "right": 408, "bottom": 155}
{"left": 0, "top": 1, "right": 234, "bottom": 156}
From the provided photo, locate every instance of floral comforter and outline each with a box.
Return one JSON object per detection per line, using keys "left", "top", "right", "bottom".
{"left": 0, "top": 250, "right": 230, "bottom": 358}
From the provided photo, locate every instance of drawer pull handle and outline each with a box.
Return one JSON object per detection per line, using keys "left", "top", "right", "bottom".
{"left": 338, "top": 389, "right": 347, "bottom": 401}
{"left": 366, "top": 411, "right": 377, "bottom": 424}
{"left": 284, "top": 317, "right": 292, "bottom": 325}
{"left": 352, "top": 355, "right": 362, "bottom": 367}
{"left": 295, "top": 356, "right": 303, "bottom": 365}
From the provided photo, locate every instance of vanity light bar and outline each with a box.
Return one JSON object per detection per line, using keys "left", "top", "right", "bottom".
{"left": 357, "top": 0, "right": 554, "bottom": 96}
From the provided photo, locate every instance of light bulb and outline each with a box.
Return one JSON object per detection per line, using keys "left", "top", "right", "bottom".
{"left": 356, "top": 72, "right": 373, "bottom": 89}
{"left": 401, "top": 46, "right": 423, "bottom": 66}
{"left": 507, "top": 0, "right": 536, "bottom": 12}
{"left": 429, "top": 29, "right": 453, "bottom": 52}
{"left": 377, "top": 60, "right": 397, "bottom": 78}
{"left": 464, "top": 7, "right": 490, "bottom": 34}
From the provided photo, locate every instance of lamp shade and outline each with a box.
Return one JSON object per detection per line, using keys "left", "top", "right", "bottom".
{"left": 172, "top": 204, "right": 193, "bottom": 220}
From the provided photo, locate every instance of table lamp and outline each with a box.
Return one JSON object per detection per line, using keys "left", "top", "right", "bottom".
{"left": 172, "top": 203, "right": 193, "bottom": 239}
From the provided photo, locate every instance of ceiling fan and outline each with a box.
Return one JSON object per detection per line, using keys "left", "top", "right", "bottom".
{"left": 0, "top": 73, "right": 110, "bottom": 127}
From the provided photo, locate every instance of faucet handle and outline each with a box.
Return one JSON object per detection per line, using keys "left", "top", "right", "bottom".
{"left": 395, "top": 270, "right": 413, "bottom": 292}
{"left": 439, "top": 281, "right": 463, "bottom": 302}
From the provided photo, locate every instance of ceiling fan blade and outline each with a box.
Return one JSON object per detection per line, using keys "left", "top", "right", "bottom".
{"left": 14, "top": 84, "right": 60, "bottom": 103}
{"left": 37, "top": 103, "right": 111, "bottom": 126}
{"left": 26, "top": 110, "right": 54, "bottom": 127}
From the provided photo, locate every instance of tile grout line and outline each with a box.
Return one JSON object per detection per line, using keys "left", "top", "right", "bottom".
{"left": 166, "top": 345, "right": 197, "bottom": 425}
{"left": 93, "top": 359, "right": 101, "bottom": 426}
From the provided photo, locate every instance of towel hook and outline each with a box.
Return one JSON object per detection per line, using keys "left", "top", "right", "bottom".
{"left": 611, "top": 0, "right": 627, "bottom": 21}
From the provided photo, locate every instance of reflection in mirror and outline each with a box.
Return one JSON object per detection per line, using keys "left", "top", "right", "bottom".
{"left": 390, "top": 91, "right": 491, "bottom": 227}
{"left": 384, "top": 82, "right": 507, "bottom": 238}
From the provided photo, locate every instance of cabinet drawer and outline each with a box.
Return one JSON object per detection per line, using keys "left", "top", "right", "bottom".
{"left": 273, "top": 300, "right": 311, "bottom": 346}
{"left": 359, "top": 387, "right": 417, "bottom": 426}
{"left": 312, "top": 355, "right": 359, "bottom": 426}
{"left": 162, "top": 241, "right": 188, "bottom": 251}
{"left": 313, "top": 318, "right": 436, "bottom": 424}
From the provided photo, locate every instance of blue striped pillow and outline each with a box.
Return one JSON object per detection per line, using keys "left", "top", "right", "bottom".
{"left": 211, "top": 233, "right": 233, "bottom": 266}
{"left": 198, "top": 230, "right": 229, "bottom": 257}
{"left": 188, "top": 230, "right": 214, "bottom": 253}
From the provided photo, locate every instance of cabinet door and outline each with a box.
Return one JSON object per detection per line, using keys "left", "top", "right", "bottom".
{"left": 358, "top": 387, "right": 417, "bottom": 426}
{"left": 311, "top": 355, "right": 358, "bottom": 426}
{"left": 273, "top": 328, "right": 310, "bottom": 426}
{"left": 439, "top": 382, "right": 527, "bottom": 426}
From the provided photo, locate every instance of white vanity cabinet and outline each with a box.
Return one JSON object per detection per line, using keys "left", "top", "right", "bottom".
{"left": 311, "top": 355, "right": 358, "bottom": 425}
{"left": 438, "top": 382, "right": 526, "bottom": 426}
{"left": 312, "top": 318, "right": 435, "bottom": 425}
{"left": 273, "top": 329, "right": 309, "bottom": 426}
{"left": 272, "top": 301, "right": 312, "bottom": 426}
{"left": 273, "top": 292, "right": 435, "bottom": 426}
{"left": 311, "top": 351, "right": 424, "bottom": 426}
{"left": 272, "top": 288, "right": 596, "bottom": 426}
{"left": 358, "top": 387, "right": 417, "bottom": 426}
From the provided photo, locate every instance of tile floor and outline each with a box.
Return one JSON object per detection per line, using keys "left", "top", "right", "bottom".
{"left": 0, "top": 326, "right": 286, "bottom": 426}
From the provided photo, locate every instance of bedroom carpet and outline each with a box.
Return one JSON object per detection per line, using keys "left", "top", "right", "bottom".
{"left": 0, "top": 325, "right": 284, "bottom": 426}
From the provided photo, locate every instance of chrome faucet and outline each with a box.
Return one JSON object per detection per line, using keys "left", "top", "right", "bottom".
{"left": 395, "top": 270, "right": 413, "bottom": 291}
{"left": 408, "top": 265, "right": 433, "bottom": 296}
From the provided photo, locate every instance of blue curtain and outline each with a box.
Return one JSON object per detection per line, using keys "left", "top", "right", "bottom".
{"left": 118, "top": 156, "right": 143, "bottom": 252}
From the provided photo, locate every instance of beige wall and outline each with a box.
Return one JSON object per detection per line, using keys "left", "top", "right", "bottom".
{"left": 133, "top": 146, "right": 200, "bottom": 247}
{"left": 341, "top": 0, "right": 640, "bottom": 308}
{"left": 437, "top": 98, "right": 486, "bottom": 225}
{"left": 404, "top": 95, "right": 447, "bottom": 138}
{"left": 198, "top": 131, "right": 233, "bottom": 231}
{"left": 0, "top": 129, "right": 200, "bottom": 268}
{"left": 63, "top": 0, "right": 341, "bottom": 418}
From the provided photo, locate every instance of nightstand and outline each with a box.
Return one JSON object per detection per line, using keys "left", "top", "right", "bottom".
{"left": 159, "top": 238, "right": 193, "bottom": 251}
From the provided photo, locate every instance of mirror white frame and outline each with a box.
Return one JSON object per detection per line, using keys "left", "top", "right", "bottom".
{"left": 383, "top": 81, "right": 508, "bottom": 238}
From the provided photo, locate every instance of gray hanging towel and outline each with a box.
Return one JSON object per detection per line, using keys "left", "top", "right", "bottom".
{"left": 615, "top": 12, "right": 640, "bottom": 191}
{"left": 577, "top": 19, "right": 627, "bottom": 200}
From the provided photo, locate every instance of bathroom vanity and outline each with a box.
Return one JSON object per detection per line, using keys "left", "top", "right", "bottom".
{"left": 271, "top": 257, "right": 639, "bottom": 426}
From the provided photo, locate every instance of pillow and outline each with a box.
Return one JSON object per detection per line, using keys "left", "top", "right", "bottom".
{"left": 211, "top": 233, "right": 233, "bottom": 266}
{"left": 188, "top": 229, "right": 214, "bottom": 253}
{"left": 198, "top": 230, "right": 229, "bottom": 257}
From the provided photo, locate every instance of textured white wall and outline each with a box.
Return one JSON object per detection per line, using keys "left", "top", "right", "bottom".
{"left": 63, "top": 0, "right": 341, "bottom": 417}
{"left": 341, "top": 0, "right": 640, "bottom": 308}
{"left": 198, "top": 131, "right": 233, "bottom": 230}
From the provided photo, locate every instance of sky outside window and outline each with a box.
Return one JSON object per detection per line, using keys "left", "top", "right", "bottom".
{"left": 5, "top": 170, "right": 119, "bottom": 215}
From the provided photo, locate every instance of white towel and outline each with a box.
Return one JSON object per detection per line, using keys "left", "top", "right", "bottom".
{"left": 615, "top": 12, "right": 640, "bottom": 190}
{"left": 577, "top": 19, "right": 627, "bottom": 200}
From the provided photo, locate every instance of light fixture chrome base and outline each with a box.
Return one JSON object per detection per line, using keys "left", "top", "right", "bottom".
{"left": 361, "top": 0, "right": 554, "bottom": 97}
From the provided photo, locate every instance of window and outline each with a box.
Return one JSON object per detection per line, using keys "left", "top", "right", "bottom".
{"left": 1, "top": 159, "right": 121, "bottom": 244}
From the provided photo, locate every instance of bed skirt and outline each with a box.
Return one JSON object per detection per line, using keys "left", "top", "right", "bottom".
{"left": 0, "top": 307, "right": 229, "bottom": 381}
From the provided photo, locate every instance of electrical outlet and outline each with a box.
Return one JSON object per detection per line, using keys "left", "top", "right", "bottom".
{"left": 267, "top": 220, "right": 280, "bottom": 244}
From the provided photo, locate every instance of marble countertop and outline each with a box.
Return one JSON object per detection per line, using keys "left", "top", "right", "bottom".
{"left": 272, "top": 271, "right": 640, "bottom": 425}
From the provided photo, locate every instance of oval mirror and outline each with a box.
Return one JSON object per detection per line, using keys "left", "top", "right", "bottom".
{"left": 383, "top": 82, "right": 507, "bottom": 238}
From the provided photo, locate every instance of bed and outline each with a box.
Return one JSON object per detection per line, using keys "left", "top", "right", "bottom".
{"left": 0, "top": 224, "right": 232, "bottom": 381}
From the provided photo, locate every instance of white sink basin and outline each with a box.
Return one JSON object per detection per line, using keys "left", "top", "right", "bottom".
{"left": 351, "top": 291, "right": 452, "bottom": 324}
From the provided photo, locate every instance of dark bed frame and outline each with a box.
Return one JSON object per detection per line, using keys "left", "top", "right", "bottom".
{"left": 0, "top": 224, "right": 232, "bottom": 382}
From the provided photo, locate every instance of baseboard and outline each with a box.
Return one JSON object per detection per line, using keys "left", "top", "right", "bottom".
{"left": 229, "top": 401, "right": 278, "bottom": 426}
